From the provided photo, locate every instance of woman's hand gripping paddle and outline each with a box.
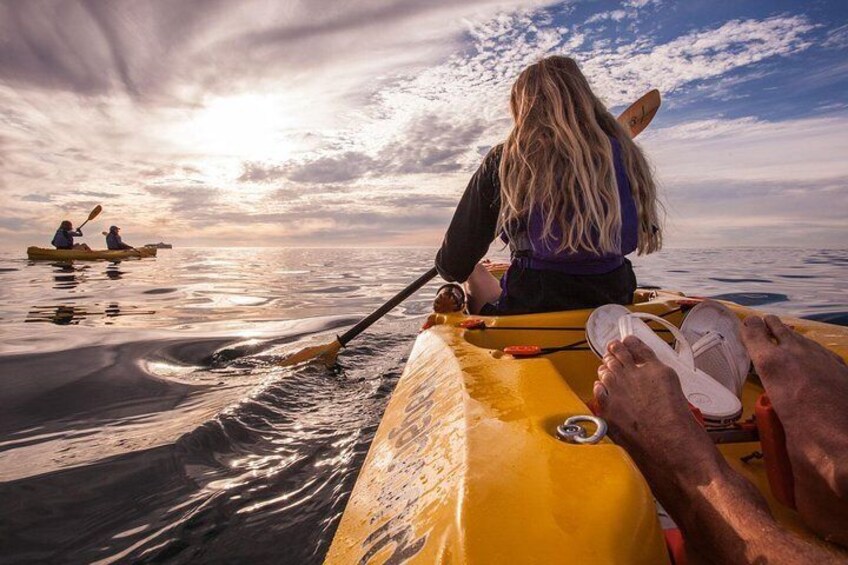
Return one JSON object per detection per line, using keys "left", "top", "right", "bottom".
{"left": 278, "top": 89, "right": 661, "bottom": 368}
{"left": 77, "top": 205, "right": 102, "bottom": 230}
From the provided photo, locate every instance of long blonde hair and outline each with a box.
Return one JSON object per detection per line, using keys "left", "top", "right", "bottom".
{"left": 497, "top": 56, "right": 662, "bottom": 255}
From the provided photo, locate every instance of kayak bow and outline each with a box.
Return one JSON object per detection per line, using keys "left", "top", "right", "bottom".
{"left": 325, "top": 289, "right": 848, "bottom": 564}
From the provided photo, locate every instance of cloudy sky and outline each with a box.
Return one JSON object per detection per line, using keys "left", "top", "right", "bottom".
{"left": 1, "top": 0, "right": 846, "bottom": 249}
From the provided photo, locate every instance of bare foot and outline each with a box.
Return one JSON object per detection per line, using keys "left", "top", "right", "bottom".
{"left": 741, "top": 315, "right": 848, "bottom": 547}
{"left": 594, "top": 337, "right": 845, "bottom": 563}
{"left": 595, "top": 337, "right": 724, "bottom": 499}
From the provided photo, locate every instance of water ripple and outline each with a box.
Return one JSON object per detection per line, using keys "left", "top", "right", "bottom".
{"left": 1, "top": 246, "right": 846, "bottom": 563}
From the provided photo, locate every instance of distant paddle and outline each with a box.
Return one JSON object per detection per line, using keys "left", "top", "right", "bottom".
{"left": 78, "top": 205, "right": 102, "bottom": 230}
{"left": 279, "top": 90, "right": 662, "bottom": 367}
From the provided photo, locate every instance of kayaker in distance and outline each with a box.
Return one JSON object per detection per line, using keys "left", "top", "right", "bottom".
{"left": 596, "top": 317, "right": 848, "bottom": 561}
{"left": 105, "top": 226, "right": 134, "bottom": 251}
{"left": 51, "top": 220, "right": 91, "bottom": 251}
{"left": 434, "top": 55, "right": 661, "bottom": 315}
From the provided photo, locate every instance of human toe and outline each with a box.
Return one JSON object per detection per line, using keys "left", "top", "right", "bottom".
{"left": 608, "top": 340, "right": 636, "bottom": 367}
{"left": 598, "top": 362, "right": 622, "bottom": 396}
{"left": 621, "top": 335, "right": 657, "bottom": 364}
{"left": 763, "top": 315, "right": 793, "bottom": 342}
{"left": 741, "top": 316, "right": 777, "bottom": 354}
{"left": 741, "top": 315, "right": 768, "bottom": 337}
{"left": 741, "top": 316, "right": 796, "bottom": 375}
{"left": 593, "top": 380, "right": 610, "bottom": 409}
{"left": 601, "top": 356, "right": 624, "bottom": 376}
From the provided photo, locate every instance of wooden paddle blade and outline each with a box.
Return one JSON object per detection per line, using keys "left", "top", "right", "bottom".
{"left": 88, "top": 205, "right": 103, "bottom": 221}
{"left": 616, "top": 89, "right": 661, "bottom": 138}
{"left": 277, "top": 339, "right": 342, "bottom": 367}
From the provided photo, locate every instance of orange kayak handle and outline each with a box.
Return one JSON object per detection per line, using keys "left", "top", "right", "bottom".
{"left": 503, "top": 345, "right": 543, "bottom": 357}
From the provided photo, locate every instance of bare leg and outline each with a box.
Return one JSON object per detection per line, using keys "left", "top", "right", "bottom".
{"left": 464, "top": 263, "right": 501, "bottom": 315}
{"left": 741, "top": 315, "right": 848, "bottom": 546}
{"left": 595, "top": 336, "right": 846, "bottom": 562}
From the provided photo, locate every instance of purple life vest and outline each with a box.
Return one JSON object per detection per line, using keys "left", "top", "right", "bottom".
{"left": 507, "top": 136, "right": 638, "bottom": 275}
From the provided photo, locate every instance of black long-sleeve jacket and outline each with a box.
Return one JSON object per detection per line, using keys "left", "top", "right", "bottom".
{"left": 435, "top": 147, "right": 501, "bottom": 283}
{"left": 433, "top": 146, "right": 637, "bottom": 314}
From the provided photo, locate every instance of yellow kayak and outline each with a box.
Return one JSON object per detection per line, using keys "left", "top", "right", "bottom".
{"left": 26, "top": 246, "right": 157, "bottom": 261}
{"left": 325, "top": 289, "right": 848, "bottom": 564}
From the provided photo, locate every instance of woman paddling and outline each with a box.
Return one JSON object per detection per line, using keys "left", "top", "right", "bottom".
{"left": 434, "top": 56, "right": 662, "bottom": 315}
{"left": 51, "top": 220, "right": 91, "bottom": 251}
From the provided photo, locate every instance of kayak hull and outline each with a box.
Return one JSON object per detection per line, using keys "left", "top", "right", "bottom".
{"left": 26, "top": 246, "right": 157, "bottom": 261}
{"left": 326, "top": 289, "right": 848, "bottom": 564}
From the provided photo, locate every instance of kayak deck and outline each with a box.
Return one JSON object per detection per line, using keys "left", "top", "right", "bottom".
{"left": 26, "top": 246, "right": 157, "bottom": 261}
{"left": 325, "top": 289, "right": 848, "bottom": 564}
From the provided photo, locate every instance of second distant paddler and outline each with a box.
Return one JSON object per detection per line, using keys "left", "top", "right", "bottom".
{"left": 105, "top": 226, "right": 135, "bottom": 251}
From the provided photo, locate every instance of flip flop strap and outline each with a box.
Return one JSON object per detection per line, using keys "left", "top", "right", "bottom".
{"left": 619, "top": 312, "right": 696, "bottom": 369}
{"left": 691, "top": 331, "right": 742, "bottom": 384}
{"left": 691, "top": 331, "right": 722, "bottom": 356}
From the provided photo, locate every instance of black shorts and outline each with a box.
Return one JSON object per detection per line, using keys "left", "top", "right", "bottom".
{"left": 480, "top": 258, "right": 637, "bottom": 315}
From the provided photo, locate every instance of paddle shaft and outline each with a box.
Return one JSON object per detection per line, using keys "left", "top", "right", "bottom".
{"left": 77, "top": 205, "right": 102, "bottom": 230}
{"left": 337, "top": 266, "right": 438, "bottom": 347}
{"left": 332, "top": 90, "right": 659, "bottom": 352}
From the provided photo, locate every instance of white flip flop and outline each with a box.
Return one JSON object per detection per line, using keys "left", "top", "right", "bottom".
{"left": 586, "top": 304, "right": 631, "bottom": 358}
{"left": 679, "top": 301, "right": 750, "bottom": 397}
{"left": 586, "top": 305, "right": 743, "bottom": 425}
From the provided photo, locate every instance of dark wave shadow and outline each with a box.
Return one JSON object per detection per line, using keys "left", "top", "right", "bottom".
{"left": 709, "top": 277, "right": 772, "bottom": 284}
{"left": 0, "top": 444, "right": 192, "bottom": 564}
{"left": 0, "top": 321, "right": 418, "bottom": 565}
{"left": 709, "top": 292, "right": 789, "bottom": 306}
{"left": 0, "top": 341, "right": 219, "bottom": 436}
{"left": 802, "top": 311, "right": 848, "bottom": 327}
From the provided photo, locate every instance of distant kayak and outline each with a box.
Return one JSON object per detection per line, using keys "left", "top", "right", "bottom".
{"left": 26, "top": 246, "right": 157, "bottom": 261}
{"left": 144, "top": 242, "right": 173, "bottom": 249}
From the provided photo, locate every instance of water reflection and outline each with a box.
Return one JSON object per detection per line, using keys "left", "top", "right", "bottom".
{"left": 25, "top": 303, "right": 155, "bottom": 325}
{"left": 106, "top": 262, "right": 124, "bottom": 280}
{"left": 2, "top": 247, "right": 847, "bottom": 564}
{"left": 50, "top": 262, "right": 88, "bottom": 290}
{"left": 26, "top": 305, "right": 81, "bottom": 325}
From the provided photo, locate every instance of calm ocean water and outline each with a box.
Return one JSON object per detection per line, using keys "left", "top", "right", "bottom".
{"left": 0, "top": 247, "right": 845, "bottom": 563}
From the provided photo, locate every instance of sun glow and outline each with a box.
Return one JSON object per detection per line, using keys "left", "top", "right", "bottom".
{"left": 174, "top": 94, "right": 299, "bottom": 161}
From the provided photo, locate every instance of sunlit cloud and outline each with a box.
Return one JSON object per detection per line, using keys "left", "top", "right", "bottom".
{"left": 0, "top": 1, "right": 845, "bottom": 249}
{"left": 648, "top": 114, "right": 848, "bottom": 247}
{"left": 647, "top": 115, "right": 848, "bottom": 183}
